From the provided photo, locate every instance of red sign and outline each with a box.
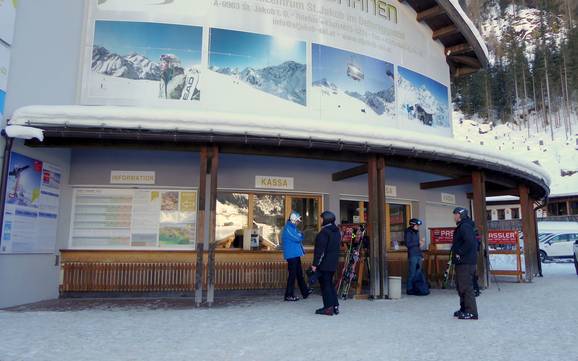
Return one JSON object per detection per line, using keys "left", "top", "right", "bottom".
{"left": 429, "top": 228, "right": 454, "bottom": 244}
{"left": 488, "top": 230, "right": 518, "bottom": 245}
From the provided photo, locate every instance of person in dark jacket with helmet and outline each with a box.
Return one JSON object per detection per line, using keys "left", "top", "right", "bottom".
{"left": 405, "top": 218, "right": 425, "bottom": 294}
{"left": 451, "top": 207, "right": 479, "bottom": 320}
{"left": 311, "top": 211, "right": 341, "bottom": 316}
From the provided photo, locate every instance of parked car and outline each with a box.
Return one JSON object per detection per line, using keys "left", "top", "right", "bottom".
{"left": 539, "top": 232, "right": 578, "bottom": 262}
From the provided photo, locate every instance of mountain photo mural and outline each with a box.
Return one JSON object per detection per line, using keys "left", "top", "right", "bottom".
{"left": 397, "top": 66, "right": 450, "bottom": 128}
{"left": 311, "top": 43, "right": 395, "bottom": 124}
{"left": 209, "top": 28, "right": 306, "bottom": 106}
{"left": 88, "top": 21, "right": 203, "bottom": 102}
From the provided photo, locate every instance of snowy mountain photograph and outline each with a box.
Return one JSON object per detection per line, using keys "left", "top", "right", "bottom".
{"left": 311, "top": 44, "right": 395, "bottom": 123}
{"left": 397, "top": 66, "right": 450, "bottom": 128}
{"left": 88, "top": 21, "right": 202, "bottom": 102}
{"left": 209, "top": 28, "right": 306, "bottom": 106}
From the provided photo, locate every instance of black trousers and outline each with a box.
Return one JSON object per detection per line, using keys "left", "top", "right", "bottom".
{"left": 285, "top": 257, "right": 309, "bottom": 297}
{"left": 318, "top": 271, "right": 339, "bottom": 309}
{"left": 455, "top": 264, "right": 478, "bottom": 316}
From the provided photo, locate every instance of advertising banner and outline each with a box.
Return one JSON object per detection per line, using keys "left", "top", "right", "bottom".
{"left": 81, "top": 0, "right": 452, "bottom": 137}
{"left": 0, "top": 0, "right": 17, "bottom": 45}
{"left": 1, "top": 152, "right": 62, "bottom": 254}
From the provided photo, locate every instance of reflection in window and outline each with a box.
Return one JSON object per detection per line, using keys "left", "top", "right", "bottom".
{"left": 389, "top": 204, "right": 408, "bottom": 249}
{"left": 339, "top": 200, "right": 368, "bottom": 225}
{"left": 253, "top": 194, "right": 285, "bottom": 249}
{"left": 291, "top": 197, "right": 320, "bottom": 246}
{"left": 216, "top": 193, "right": 249, "bottom": 248}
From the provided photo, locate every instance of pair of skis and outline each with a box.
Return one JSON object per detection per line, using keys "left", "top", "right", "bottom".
{"left": 336, "top": 227, "right": 366, "bottom": 300}
{"left": 442, "top": 251, "right": 454, "bottom": 289}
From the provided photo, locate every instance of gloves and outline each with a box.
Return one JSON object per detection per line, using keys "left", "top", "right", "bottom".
{"left": 455, "top": 254, "right": 462, "bottom": 262}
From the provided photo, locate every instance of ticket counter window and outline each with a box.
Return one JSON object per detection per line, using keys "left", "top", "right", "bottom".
{"left": 253, "top": 194, "right": 285, "bottom": 249}
{"left": 290, "top": 196, "right": 320, "bottom": 246}
{"left": 216, "top": 193, "right": 249, "bottom": 248}
{"left": 339, "top": 200, "right": 368, "bottom": 224}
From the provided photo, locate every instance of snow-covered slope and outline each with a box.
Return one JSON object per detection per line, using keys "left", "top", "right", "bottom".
{"left": 453, "top": 110, "right": 577, "bottom": 196}
{"left": 398, "top": 77, "right": 449, "bottom": 127}
{"left": 92, "top": 46, "right": 161, "bottom": 81}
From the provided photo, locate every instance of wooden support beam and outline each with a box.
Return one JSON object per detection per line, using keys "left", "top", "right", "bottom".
{"left": 446, "top": 43, "right": 473, "bottom": 56}
{"left": 519, "top": 184, "right": 537, "bottom": 282}
{"left": 449, "top": 55, "right": 482, "bottom": 69}
{"left": 332, "top": 164, "right": 368, "bottom": 182}
{"left": 432, "top": 25, "right": 459, "bottom": 40}
{"left": 367, "top": 155, "right": 381, "bottom": 299}
{"left": 455, "top": 67, "right": 480, "bottom": 78}
{"left": 471, "top": 171, "right": 489, "bottom": 288}
{"left": 206, "top": 145, "right": 219, "bottom": 307}
{"left": 420, "top": 176, "right": 472, "bottom": 190}
{"left": 416, "top": 5, "right": 445, "bottom": 22}
{"left": 377, "top": 156, "right": 387, "bottom": 298}
{"left": 195, "top": 146, "right": 208, "bottom": 306}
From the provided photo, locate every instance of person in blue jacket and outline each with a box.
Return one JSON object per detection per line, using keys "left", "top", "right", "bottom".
{"left": 405, "top": 218, "right": 425, "bottom": 294}
{"left": 282, "top": 211, "right": 312, "bottom": 301}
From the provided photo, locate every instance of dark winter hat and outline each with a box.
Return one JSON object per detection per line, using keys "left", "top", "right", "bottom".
{"left": 409, "top": 218, "right": 422, "bottom": 226}
{"left": 320, "top": 211, "right": 336, "bottom": 226}
{"left": 452, "top": 207, "right": 469, "bottom": 219}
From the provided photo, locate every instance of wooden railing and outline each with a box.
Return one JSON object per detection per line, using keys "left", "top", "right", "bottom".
{"left": 60, "top": 250, "right": 313, "bottom": 294}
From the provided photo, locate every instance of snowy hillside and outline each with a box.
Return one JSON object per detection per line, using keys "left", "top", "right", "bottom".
{"left": 92, "top": 46, "right": 161, "bottom": 81}
{"left": 210, "top": 61, "right": 306, "bottom": 106}
{"left": 479, "top": 3, "right": 566, "bottom": 63}
{"left": 453, "top": 110, "right": 578, "bottom": 196}
{"left": 398, "top": 76, "right": 449, "bottom": 128}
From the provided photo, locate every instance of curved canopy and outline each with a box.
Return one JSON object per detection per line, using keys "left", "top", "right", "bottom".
{"left": 407, "top": 0, "right": 489, "bottom": 77}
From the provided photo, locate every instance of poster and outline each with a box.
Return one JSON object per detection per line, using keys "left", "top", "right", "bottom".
{"left": 0, "top": 0, "right": 17, "bottom": 45}
{"left": 397, "top": 66, "right": 450, "bottom": 129}
{"left": 71, "top": 188, "right": 197, "bottom": 248}
{"left": 88, "top": 20, "right": 203, "bottom": 102}
{"left": 0, "top": 43, "right": 9, "bottom": 116}
{"left": 81, "top": 0, "right": 453, "bottom": 137}
{"left": 1, "top": 152, "right": 61, "bottom": 254}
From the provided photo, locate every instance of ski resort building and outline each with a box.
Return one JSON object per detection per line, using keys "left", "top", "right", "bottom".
{"left": 0, "top": 0, "right": 550, "bottom": 308}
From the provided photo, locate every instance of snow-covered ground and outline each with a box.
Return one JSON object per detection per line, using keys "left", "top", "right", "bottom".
{"left": 0, "top": 263, "right": 576, "bottom": 361}
{"left": 453, "top": 110, "right": 578, "bottom": 196}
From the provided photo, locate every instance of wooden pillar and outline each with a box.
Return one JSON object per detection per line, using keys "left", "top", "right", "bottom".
{"left": 195, "top": 146, "right": 208, "bottom": 306}
{"left": 471, "top": 170, "right": 489, "bottom": 288}
{"left": 519, "top": 184, "right": 536, "bottom": 282}
{"left": 206, "top": 145, "right": 219, "bottom": 306}
{"left": 367, "top": 155, "right": 380, "bottom": 298}
{"left": 376, "top": 156, "right": 387, "bottom": 298}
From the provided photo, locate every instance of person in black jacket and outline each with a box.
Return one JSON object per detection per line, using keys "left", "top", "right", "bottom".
{"left": 405, "top": 218, "right": 426, "bottom": 294}
{"left": 311, "top": 211, "right": 341, "bottom": 316}
{"left": 451, "top": 207, "right": 479, "bottom": 320}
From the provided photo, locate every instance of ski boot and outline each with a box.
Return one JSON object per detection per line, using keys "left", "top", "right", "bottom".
{"left": 302, "top": 288, "right": 313, "bottom": 299}
{"left": 457, "top": 312, "right": 478, "bottom": 320}
{"left": 284, "top": 296, "right": 300, "bottom": 302}
{"left": 315, "top": 307, "right": 334, "bottom": 316}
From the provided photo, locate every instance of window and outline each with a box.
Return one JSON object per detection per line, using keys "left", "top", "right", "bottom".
{"left": 216, "top": 191, "right": 322, "bottom": 250}
{"left": 510, "top": 208, "right": 520, "bottom": 219}
{"left": 547, "top": 202, "right": 568, "bottom": 216}
{"left": 570, "top": 201, "right": 578, "bottom": 215}
{"left": 486, "top": 210, "right": 492, "bottom": 221}
{"left": 497, "top": 209, "right": 506, "bottom": 220}
{"left": 549, "top": 234, "right": 570, "bottom": 243}
{"left": 339, "top": 200, "right": 368, "bottom": 224}
{"left": 387, "top": 203, "right": 410, "bottom": 250}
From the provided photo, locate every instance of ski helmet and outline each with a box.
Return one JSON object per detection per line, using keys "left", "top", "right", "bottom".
{"left": 409, "top": 218, "right": 422, "bottom": 226}
{"left": 289, "top": 211, "right": 302, "bottom": 224}
{"left": 452, "top": 207, "right": 469, "bottom": 219}
{"left": 320, "top": 211, "right": 336, "bottom": 226}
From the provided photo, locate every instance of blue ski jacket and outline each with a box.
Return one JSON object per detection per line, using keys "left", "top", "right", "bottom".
{"left": 282, "top": 222, "right": 305, "bottom": 260}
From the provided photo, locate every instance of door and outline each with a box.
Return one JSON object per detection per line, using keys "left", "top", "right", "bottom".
{"left": 287, "top": 195, "right": 321, "bottom": 246}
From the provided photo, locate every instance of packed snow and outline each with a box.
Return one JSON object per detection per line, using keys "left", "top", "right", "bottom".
{"left": 452, "top": 110, "right": 577, "bottom": 196}
{"left": 0, "top": 262, "right": 575, "bottom": 361}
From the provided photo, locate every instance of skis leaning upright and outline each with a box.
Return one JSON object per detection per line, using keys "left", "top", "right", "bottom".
{"left": 336, "top": 226, "right": 366, "bottom": 300}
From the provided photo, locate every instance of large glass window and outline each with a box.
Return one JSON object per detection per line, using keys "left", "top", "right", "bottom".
{"left": 388, "top": 203, "right": 409, "bottom": 250}
{"left": 339, "top": 200, "right": 368, "bottom": 224}
{"left": 290, "top": 196, "right": 320, "bottom": 246}
{"left": 548, "top": 202, "right": 568, "bottom": 216}
{"left": 253, "top": 194, "right": 285, "bottom": 249}
{"left": 510, "top": 208, "right": 520, "bottom": 219}
{"left": 497, "top": 209, "right": 506, "bottom": 220}
{"left": 216, "top": 193, "right": 249, "bottom": 248}
{"left": 570, "top": 201, "right": 578, "bottom": 215}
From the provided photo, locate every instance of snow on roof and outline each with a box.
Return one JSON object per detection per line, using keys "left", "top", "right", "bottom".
{"left": 9, "top": 105, "right": 550, "bottom": 189}
{"left": 447, "top": 0, "right": 490, "bottom": 61}
{"left": 486, "top": 196, "right": 519, "bottom": 203}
